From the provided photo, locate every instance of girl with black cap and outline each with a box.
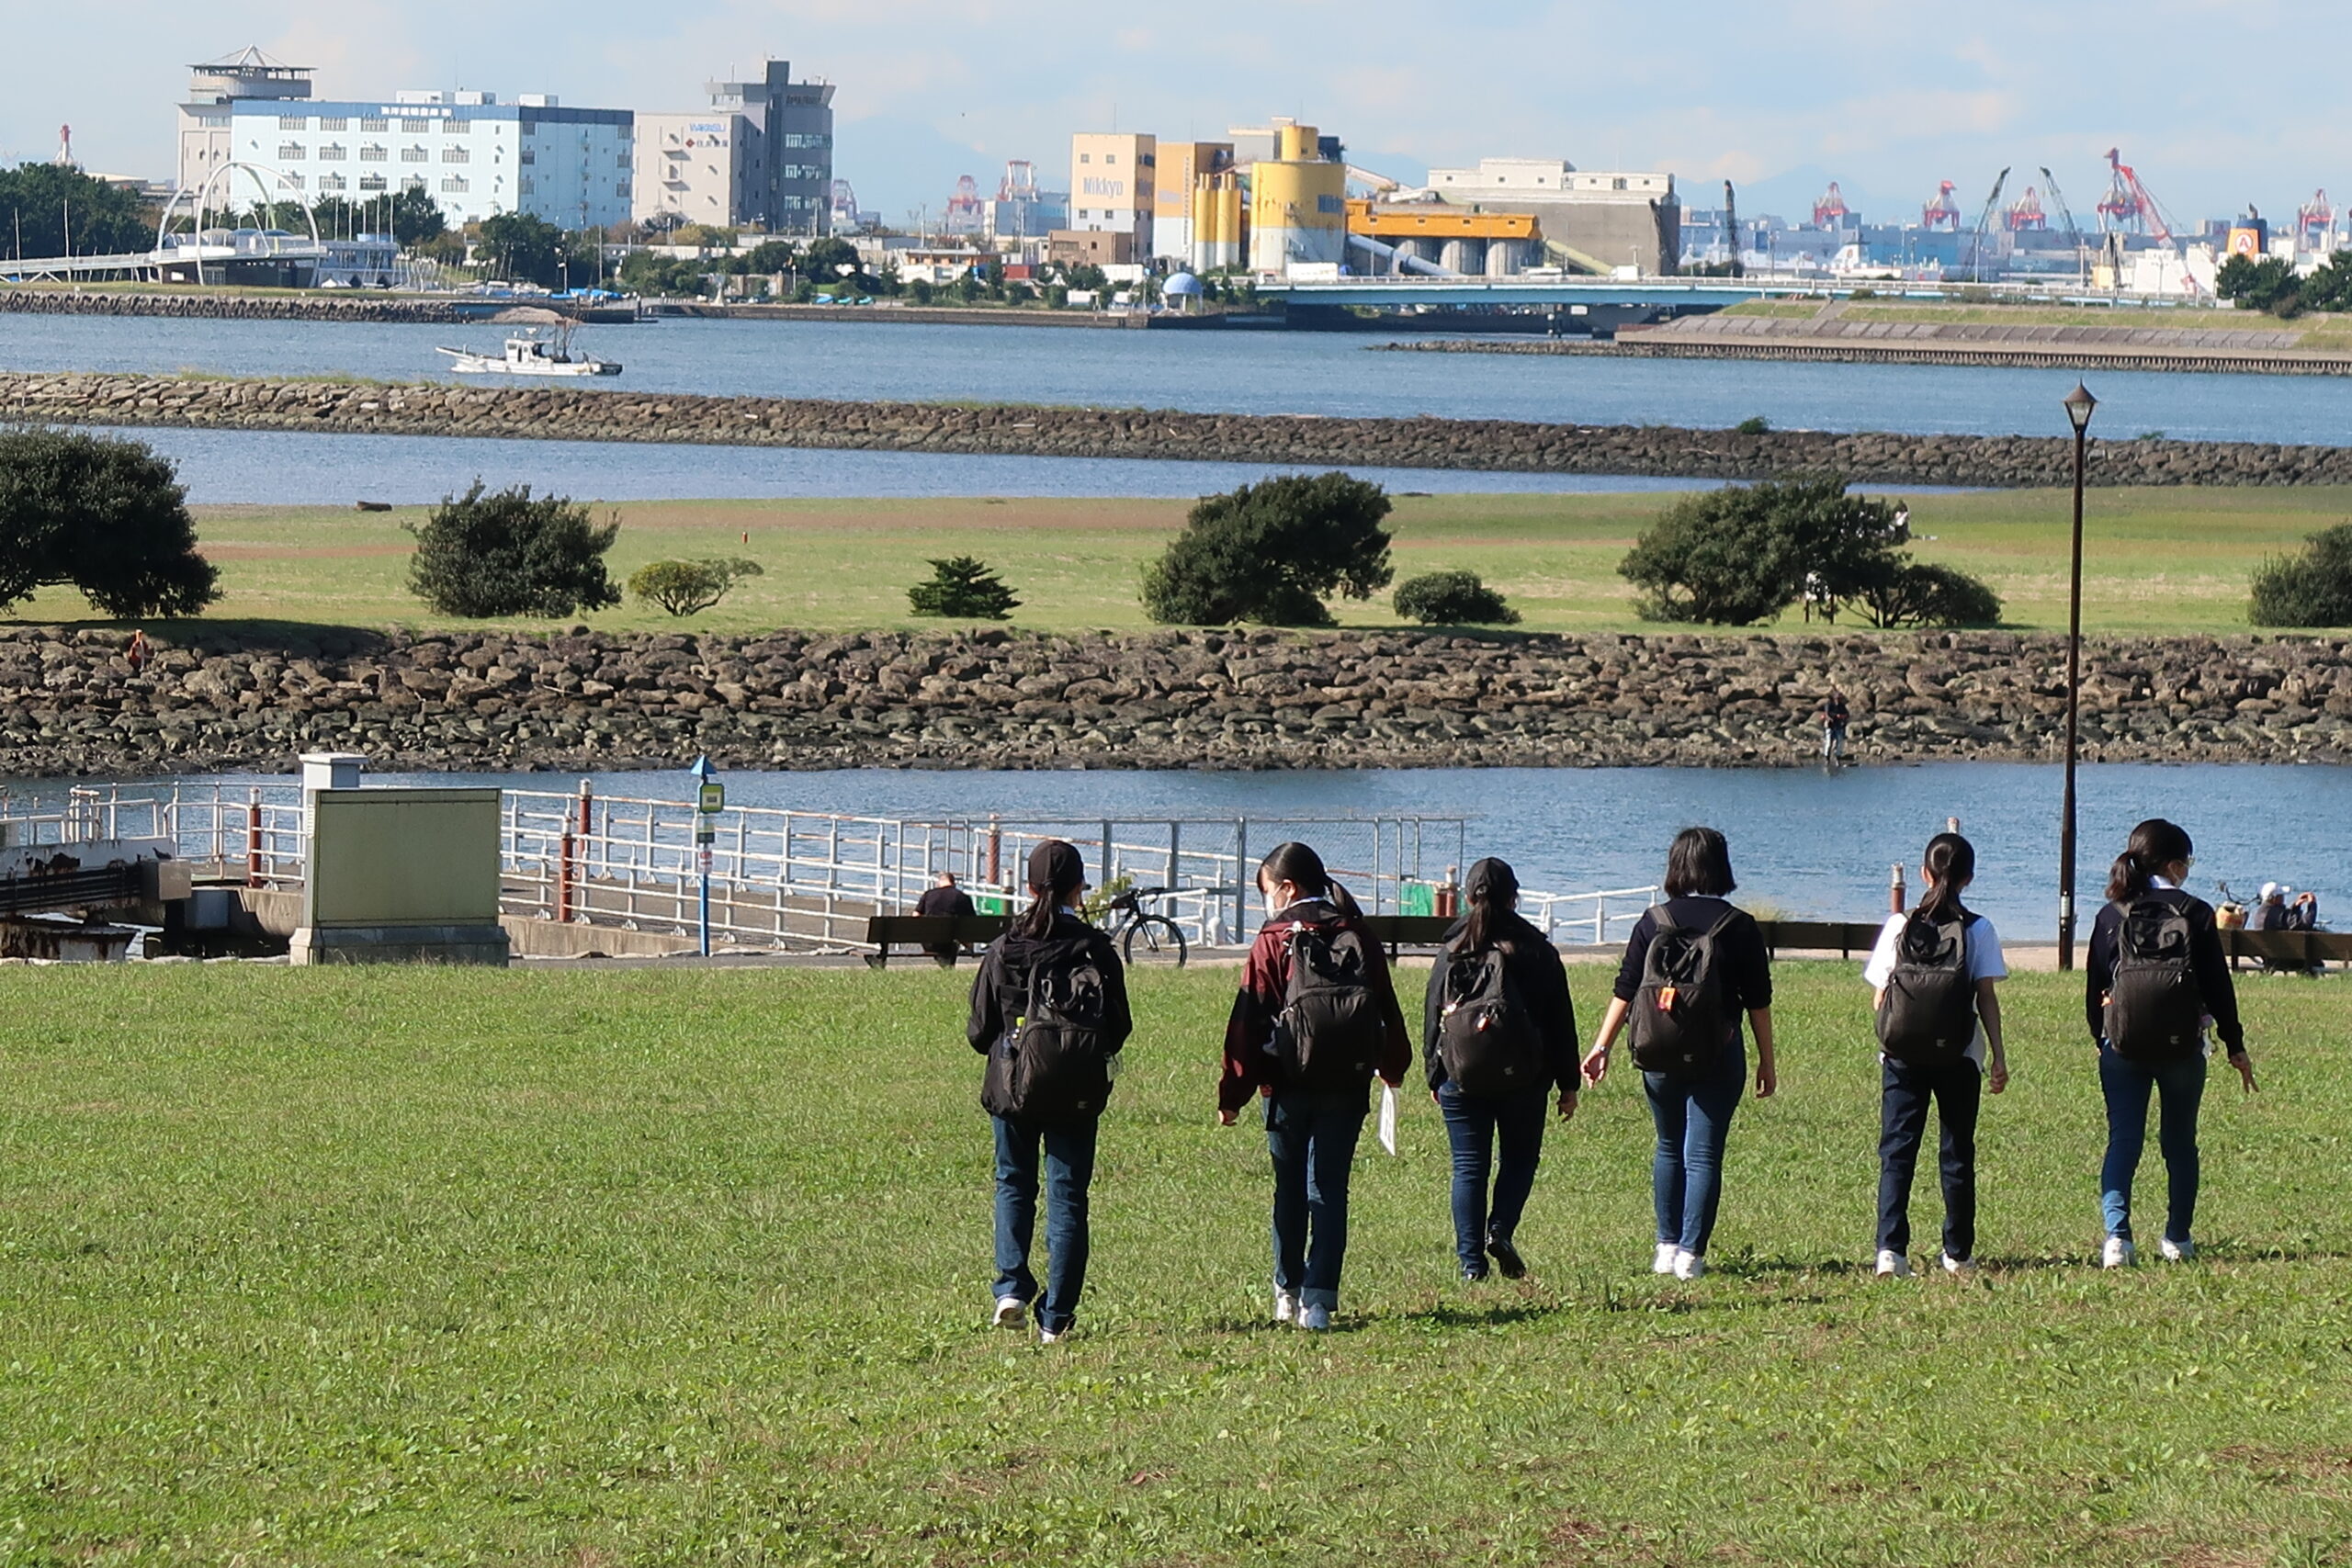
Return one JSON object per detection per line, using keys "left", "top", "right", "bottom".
{"left": 1218, "top": 841, "right": 1411, "bottom": 1331}
{"left": 1422, "top": 857, "right": 1580, "bottom": 1281}
{"left": 967, "top": 839, "right": 1132, "bottom": 1343}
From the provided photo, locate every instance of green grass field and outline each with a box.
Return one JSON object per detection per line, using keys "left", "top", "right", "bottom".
{"left": 10, "top": 485, "right": 2347, "bottom": 640}
{"left": 3, "top": 964, "right": 2349, "bottom": 1565}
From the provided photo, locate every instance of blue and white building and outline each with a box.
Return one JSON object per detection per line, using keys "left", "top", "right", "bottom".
{"left": 177, "top": 49, "right": 634, "bottom": 231}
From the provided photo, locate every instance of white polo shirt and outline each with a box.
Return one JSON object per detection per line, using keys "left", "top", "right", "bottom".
{"left": 1863, "top": 912, "right": 2008, "bottom": 1066}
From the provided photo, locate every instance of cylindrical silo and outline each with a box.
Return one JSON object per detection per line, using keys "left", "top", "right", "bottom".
{"left": 1247, "top": 127, "right": 1346, "bottom": 275}
{"left": 1486, "top": 239, "right": 1521, "bottom": 277}
{"left": 1440, "top": 237, "right": 1487, "bottom": 276}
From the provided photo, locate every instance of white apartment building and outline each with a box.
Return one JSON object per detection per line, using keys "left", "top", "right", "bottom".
{"left": 1069, "top": 132, "right": 1154, "bottom": 257}
{"left": 176, "top": 52, "right": 634, "bottom": 230}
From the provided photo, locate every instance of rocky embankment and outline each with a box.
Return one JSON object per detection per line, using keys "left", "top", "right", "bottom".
{"left": 9, "top": 370, "right": 2352, "bottom": 487}
{"left": 0, "top": 290, "right": 492, "bottom": 323}
{"left": 6, "top": 626, "right": 2349, "bottom": 779}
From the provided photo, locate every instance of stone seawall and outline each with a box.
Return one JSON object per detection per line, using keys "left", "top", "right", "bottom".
{"left": 5, "top": 626, "right": 2346, "bottom": 780}
{"left": 0, "top": 290, "right": 495, "bottom": 324}
{"left": 8, "top": 371, "right": 2352, "bottom": 488}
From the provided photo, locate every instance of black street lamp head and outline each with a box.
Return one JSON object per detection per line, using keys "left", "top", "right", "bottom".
{"left": 2064, "top": 381, "right": 2098, "bottom": 432}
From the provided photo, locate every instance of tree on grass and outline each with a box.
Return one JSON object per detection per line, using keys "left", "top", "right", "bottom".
{"left": 405, "top": 482, "right": 620, "bottom": 618}
{"left": 476, "top": 211, "right": 577, "bottom": 288}
{"left": 0, "top": 429, "right": 220, "bottom": 618}
{"left": 1393, "top": 570, "right": 1520, "bottom": 626}
{"left": 1621, "top": 478, "right": 1999, "bottom": 628}
{"left": 2216, "top": 254, "right": 2302, "bottom": 317}
{"left": 386, "top": 186, "right": 446, "bottom": 249}
{"left": 628, "top": 558, "right": 763, "bottom": 616}
{"left": 1142, "top": 472, "right": 1394, "bottom": 626}
{"left": 908, "top": 556, "right": 1020, "bottom": 620}
{"left": 2249, "top": 524, "right": 2352, "bottom": 626}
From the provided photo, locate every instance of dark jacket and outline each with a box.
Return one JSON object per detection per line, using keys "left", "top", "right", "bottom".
{"left": 1218, "top": 897, "right": 1412, "bottom": 1113}
{"left": 2085, "top": 886, "right": 2245, "bottom": 1055}
{"left": 917, "top": 885, "right": 978, "bottom": 920}
{"left": 967, "top": 910, "right": 1134, "bottom": 1117}
{"left": 1421, "top": 909, "right": 1579, "bottom": 1096}
{"left": 1611, "top": 896, "right": 1774, "bottom": 1047}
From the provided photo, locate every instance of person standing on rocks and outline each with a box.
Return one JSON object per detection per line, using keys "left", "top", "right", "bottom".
{"left": 126, "top": 630, "right": 150, "bottom": 677}
{"left": 1819, "top": 688, "right": 1850, "bottom": 763}
{"left": 915, "top": 871, "right": 978, "bottom": 967}
{"left": 1861, "top": 831, "right": 2008, "bottom": 1280}
{"left": 967, "top": 841, "right": 1132, "bottom": 1344}
{"left": 1219, "top": 842, "right": 1411, "bottom": 1332}
{"left": 1580, "top": 828, "right": 1777, "bottom": 1280}
{"left": 1422, "top": 856, "right": 1579, "bottom": 1283}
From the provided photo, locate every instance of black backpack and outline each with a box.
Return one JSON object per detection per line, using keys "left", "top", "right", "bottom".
{"left": 1628, "top": 906, "right": 1742, "bottom": 1076}
{"left": 1875, "top": 910, "right": 1977, "bottom": 1066}
{"left": 1438, "top": 944, "right": 1545, "bottom": 1096}
{"left": 2105, "top": 897, "right": 2204, "bottom": 1063}
{"left": 1273, "top": 922, "right": 1385, "bottom": 1091}
{"left": 985, "top": 939, "right": 1114, "bottom": 1122}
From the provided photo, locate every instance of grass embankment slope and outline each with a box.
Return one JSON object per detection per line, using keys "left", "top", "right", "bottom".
{"left": 2, "top": 964, "right": 2349, "bottom": 1565}
{"left": 1724, "top": 298, "right": 2352, "bottom": 349}
{"left": 9, "top": 487, "right": 2346, "bottom": 640}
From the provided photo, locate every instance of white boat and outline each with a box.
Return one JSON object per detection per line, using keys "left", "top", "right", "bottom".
{"left": 436, "top": 310, "right": 621, "bottom": 377}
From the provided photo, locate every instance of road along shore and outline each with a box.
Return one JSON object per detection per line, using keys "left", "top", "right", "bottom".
{"left": 9, "top": 371, "right": 2352, "bottom": 488}
{"left": 5, "top": 625, "right": 2346, "bottom": 779}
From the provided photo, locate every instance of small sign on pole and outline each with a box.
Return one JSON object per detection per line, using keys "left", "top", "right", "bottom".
{"left": 688, "top": 755, "right": 720, "bottom": 954}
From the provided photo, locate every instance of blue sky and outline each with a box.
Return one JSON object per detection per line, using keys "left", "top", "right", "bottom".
{"left": 12, "top": 1, "right": 2347, "bottom": 229}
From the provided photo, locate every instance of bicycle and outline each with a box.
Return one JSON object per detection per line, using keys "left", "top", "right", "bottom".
{"left": 1103, "top": 886, "right": 1190, "bottom": 968}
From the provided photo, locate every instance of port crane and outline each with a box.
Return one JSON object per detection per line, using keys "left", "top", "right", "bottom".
{"left": 2096, "top": 146, "right": 2201, "bottom": 295}
{"left": 1963, "top": 168, "right": 2010, "bottom": 282}
{"left": 1813, "top": 182, "right": 1849, "bottom": 229}
{"left": 2005, "top": 186, "right": 2047, "bottom": 231}
{"left": 1922, "top": 180, "right": 1962, "bottom": 231}
{"left": 2040, "top": 166, "right": 2090, "bottom": 288}
{"left": 2298, "top": 189, "right": 2336, "bottom": 254}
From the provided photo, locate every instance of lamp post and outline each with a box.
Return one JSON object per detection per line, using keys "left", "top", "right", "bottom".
{"left": 689, "top": 754, "right": 723, "bottom": 957}
{"left": 2058, "top": 381, "right": 2098, "bottom": 971}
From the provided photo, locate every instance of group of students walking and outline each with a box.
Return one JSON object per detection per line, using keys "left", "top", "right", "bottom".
{"left": 966, "top": 818, "right": 2256, "bottom": 1339}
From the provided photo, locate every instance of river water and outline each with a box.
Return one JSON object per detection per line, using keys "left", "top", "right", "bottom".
{"left": 15, "top": 762, "right": 2344, "bottom": 933}
{"left": 11, "top": 312, "right": 2352, "bottom": 444}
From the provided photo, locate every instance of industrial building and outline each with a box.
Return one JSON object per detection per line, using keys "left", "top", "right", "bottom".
{"left": 1153, "top": 141, "right": 1233, "bottom": 264}
{"left": 633, "top": 62, "right": 832, "bottom": 234}
{"left": 175, "top": 49, "right": 634, "bottom": 230}
{"left": 1069, "top": 132, "right": 1155, "bottom": 256}
{"left": 1424, "top": 158, "right": 1681, "bottom": 275}
{"left": 1246, "top": 122, "right": 1347, "bottom": 275}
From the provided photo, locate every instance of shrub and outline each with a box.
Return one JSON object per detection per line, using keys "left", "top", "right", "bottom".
{"left": 2249, "top": 523, "right": 2352, "bottom": 626}
{"left": 404, "top": 482, "right": 620, "bottom": 618}
{"left": 908, "top": 556, "right": 1020, "bottom": 620}
{"left": 1735, "top": 415, "right": 1772, "bottom": 435}
{"left": 1858, "top": 561, "right": 2004, "bottom": 628}
{"left": 2216, "top": 254, "right": 2302, "bottom": 317}
{"left": 628, "top": 558, "right": 763, "bottom": 617}
{"left": 1141, "top": 472, "right": 1393, "bottom": 626}
{"left": 1393, "top": 570, "right": 1520, "bottom": 626}
{"left": 0, "top": 427, "right": 220, "bottom": 618}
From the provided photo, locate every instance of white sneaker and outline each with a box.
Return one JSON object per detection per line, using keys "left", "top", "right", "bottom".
{"left": 1874, "top": 1249, "right": 1913, "bottom": 1279}
{"left": 1272, "top": 1290, "right": 1299, "bottom": 1325}
{"left": 1671, "top": 1248, "right": 1705, "bottom": 1280}
{"left": 1037, "top": 1326, "right": 1064, "bottom": 1345}
{"left": 1941, "top": 1254, "right": 1975, "bottom": 1276}
{"left": 992, "top": 1296, "right": 1027, "bottom": 1329}
{"left": 2102, "top": 1236, "right": 2137, "bottom": 1269}
{"left": 1298, "top": 1303, "right": 1331, "bottom": 1331}
{"left": 1652, "top": 1242, "right": 1679, "bottom": 1276}
{"left": 2159, "top": 1236, "right": 2195, "bottom": 1263}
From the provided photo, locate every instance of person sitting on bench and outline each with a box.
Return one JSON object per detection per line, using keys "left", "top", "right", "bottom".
{"left": 915, "top": 872, "right": 978, "bottom": 966}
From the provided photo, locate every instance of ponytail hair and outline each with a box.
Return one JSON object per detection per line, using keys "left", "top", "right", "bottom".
{"left": 1457, "top": 856, "right": 1520, "bottom": 953}
{"left": 2106, "top": 818, "right": 2194, "bottom": 904}
{"left": 1018, "top": 838, "right": 1086, "bottom": 940}
{"left": 1915, "top": 831, "right": 1976, "bottom": 924}
{"left": 1258, "top": 840, "right": 1364, "bottom": 920}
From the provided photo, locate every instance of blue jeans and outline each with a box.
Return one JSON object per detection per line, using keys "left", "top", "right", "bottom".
{"left": 2098, "top": 1044, "right": 2207, "bottom": 1245}
{"left": 991, "top": 1114, "right": 1097, "bottom": 1333}
{"left": 1878, "top": 1058, "right": 1982, "bottom": 1259}
{"left": 1437, "top": 1085, "right": 1547, "bottom": 1273}
{"left": 1644, "top": 1050, "right": 1745, "bottom": 1257}
{"left": 1265, "top": 1087, "right": 1367, "bottom": 1311}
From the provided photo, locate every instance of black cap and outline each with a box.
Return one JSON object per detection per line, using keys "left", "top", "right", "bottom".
{"left": 1027, "top": 840, "right": 1088, "bottom": 894}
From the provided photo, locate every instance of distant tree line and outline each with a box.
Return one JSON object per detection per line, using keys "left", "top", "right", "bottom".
{"left": 1, "top": 164, "right": 153, "bottom": 259}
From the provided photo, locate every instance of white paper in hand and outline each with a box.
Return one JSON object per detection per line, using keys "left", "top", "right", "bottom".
{"left": 1377, "top": 1083, "right": 1399, "bottom": 1156}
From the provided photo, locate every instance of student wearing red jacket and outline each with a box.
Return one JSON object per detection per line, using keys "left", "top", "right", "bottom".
{"left": 1218, "top": 842, "right": 1411, "bottom": 1332}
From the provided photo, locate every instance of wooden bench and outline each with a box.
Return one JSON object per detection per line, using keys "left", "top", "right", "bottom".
{"left": 863, "top": 914, "right": 1010, "bottom": 968}
{"left": 1753, "top": 919, "right": 1891, "bottom": 959}
{"left": 2222, "top": 929, "right": 2352, "bottom": 968}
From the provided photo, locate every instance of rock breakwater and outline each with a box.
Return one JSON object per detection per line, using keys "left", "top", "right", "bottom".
{"left": 6, "top": 370, "right": 2352, "bottom": 487}
{"left": 5, "top": 625, "right": 2347, "bottom": 779}
{"left": 0, "top": 290, "right": 492, "bottom": 324}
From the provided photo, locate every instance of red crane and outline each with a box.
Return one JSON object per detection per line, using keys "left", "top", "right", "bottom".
{"left": 1813, "top": 181, "right": 1849, "bottom": 228}
{"left": 2006, "top": 186, "right": 2047, "bottom": 231}
{"left": 996, "top": 160, "right": 1038, "bottom": 203}
{"left": 2299, "top": 188, "right": 2335, "bottom": 250}
{"left": 1923, "top": 181, "right": 1962, "bottom": 230}
{"left": 2096, "top": 147, "right": 2177, "bottom": 245}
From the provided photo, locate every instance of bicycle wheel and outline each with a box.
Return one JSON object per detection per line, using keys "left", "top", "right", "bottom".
{"left": 1122, "top": 914, "right": 1188, "bottom": 968}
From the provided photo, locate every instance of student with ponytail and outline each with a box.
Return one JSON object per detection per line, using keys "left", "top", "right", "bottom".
{"left": 1218, "top": 842, "right": 1411, "bottom": 1331}
{"left": 2086, "top": 818, "right": 2255, "bottom": 1269}
{"left": 1861, "top": 831, "right": 2007, "bottom": 1278}
{"left": 1422, "top": 857, "right": 1579, "bottom": 1281}
{"left": 967, "top": 840, "right": 1132, "bottom": 1342}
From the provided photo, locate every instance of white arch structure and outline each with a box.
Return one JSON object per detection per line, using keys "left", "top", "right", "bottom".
{"left": 154, "top": 161, "right": 322, "bottom": 286}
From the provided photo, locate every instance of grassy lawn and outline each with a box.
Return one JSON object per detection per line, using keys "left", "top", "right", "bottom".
{"left": 8, "top": 485, "right": 2346, "bottom": 640}
{"left": 2, "top": 964, "right": 2349, "bottom": 1565}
